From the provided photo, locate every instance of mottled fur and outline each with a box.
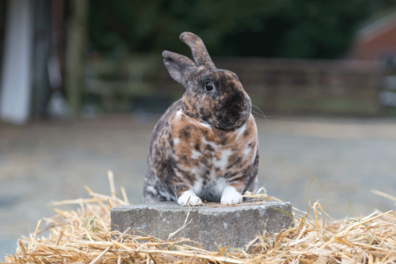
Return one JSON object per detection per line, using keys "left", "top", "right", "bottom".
{"left": 143, "top": 32, "right": 259, "bottom": 205}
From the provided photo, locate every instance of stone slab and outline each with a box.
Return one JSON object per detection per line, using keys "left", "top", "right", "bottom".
{"left": 111, "top": 202, "right": 293, "bottom": 251}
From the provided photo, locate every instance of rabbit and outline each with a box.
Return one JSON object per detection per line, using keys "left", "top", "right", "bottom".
{"left": 143, "top": 32, "right": 259, "bottom": 205}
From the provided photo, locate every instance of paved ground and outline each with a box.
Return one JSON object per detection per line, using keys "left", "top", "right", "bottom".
{"left": 1, "top": 115, "right": 396, "bottom": 258}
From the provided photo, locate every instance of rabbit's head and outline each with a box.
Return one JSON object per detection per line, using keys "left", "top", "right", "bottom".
{"left": 163, "top": 32, "right": 251, "bottom": 131}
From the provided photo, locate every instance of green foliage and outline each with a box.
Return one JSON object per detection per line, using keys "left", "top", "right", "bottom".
{"left": 88, "top": 0, "right": 374, "bottom": 59}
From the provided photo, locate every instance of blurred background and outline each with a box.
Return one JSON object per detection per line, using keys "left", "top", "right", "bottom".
{"left": 1, "top": 0, "right": 396, "bottom": 258}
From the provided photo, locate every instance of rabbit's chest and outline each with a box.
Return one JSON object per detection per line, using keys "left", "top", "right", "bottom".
{"left": 169, "top": 111, "right": 257, "bottom": 200}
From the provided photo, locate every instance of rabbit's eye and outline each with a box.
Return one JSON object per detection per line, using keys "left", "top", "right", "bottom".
{"left": 205, "top": 82, "right": 214, "bottom": 92}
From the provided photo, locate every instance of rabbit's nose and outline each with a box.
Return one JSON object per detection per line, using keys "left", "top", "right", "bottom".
{"left": 239, "top": 105, "right": 248, "bottom": 112}
{"left": 239, "top": 106, "right": 249, "bottom": 116}
{"left": 236, "top": 104, "right": 245, "bottom": 111}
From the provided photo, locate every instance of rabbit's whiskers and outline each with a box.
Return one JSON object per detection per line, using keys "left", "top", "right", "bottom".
{"left": 252, "top": 104, "right": 268, "bottom": 124}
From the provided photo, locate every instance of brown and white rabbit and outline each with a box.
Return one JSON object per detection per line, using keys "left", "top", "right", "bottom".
{"left": 143, "top": 32, "right": 259, "bottom": 205}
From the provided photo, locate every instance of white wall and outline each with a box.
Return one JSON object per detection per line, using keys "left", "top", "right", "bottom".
{"left": 0, "top": 0, "right": 34, "bottom": 124}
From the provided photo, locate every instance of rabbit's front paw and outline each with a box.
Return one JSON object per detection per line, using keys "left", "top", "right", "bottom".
{"left": 221, "top": 186, "right": 242, "bottom": 205}
{"left": 177, "top": 190, "right": 203, "bottom": 205}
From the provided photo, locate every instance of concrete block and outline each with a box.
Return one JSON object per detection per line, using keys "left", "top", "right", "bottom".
{"left": 111, "top": 202, "right": 293, "bottom": 251}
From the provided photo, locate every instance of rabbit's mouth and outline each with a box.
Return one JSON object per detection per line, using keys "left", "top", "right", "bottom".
{"left": 214, "top": 105, "right": 250, "bottom": 131}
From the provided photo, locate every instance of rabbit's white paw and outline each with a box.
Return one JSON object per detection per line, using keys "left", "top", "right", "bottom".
{"left": 177, "top": 190, "right": 203, "bottom": 205}
{"left": 221, "top": 186, "right": 242, "bottom": 205}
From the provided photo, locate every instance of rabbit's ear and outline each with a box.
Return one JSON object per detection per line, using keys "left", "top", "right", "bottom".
{"left": 180, "top": 32, "right": 216, "bottom": 69}
{"left": 162, "top": 50, "right": 196, "bottom": 86}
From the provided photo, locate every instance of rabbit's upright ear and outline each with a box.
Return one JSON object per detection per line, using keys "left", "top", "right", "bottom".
{"left": 180, "top": 32, "right": 216, "bottom": 69}
{"left": 162, "top": 50, "right": 196, "bottom": 86}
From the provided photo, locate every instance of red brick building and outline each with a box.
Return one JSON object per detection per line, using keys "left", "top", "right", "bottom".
{"left": 350, "top": 11, "right": 396, "bottom": 62}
